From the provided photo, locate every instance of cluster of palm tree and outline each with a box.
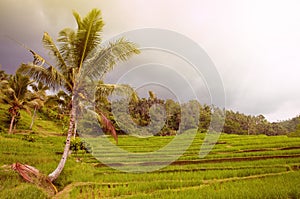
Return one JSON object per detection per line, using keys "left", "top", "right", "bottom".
{"left": 1, "top": 8, "right": 140, "bottom": 186}
{"left": 0, "top": 72, "right": 43, "bottom": 133}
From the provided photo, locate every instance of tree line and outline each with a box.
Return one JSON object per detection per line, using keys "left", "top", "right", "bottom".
{"left": 92, "top": 88, "right": 293, "bottom": 136}
{"left": 0, "top": 67, "right": 298, "bottom": 137}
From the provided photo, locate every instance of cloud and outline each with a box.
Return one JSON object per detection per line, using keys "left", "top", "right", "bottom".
{"left": 1, "top": 0, "right": 300, "bottom": 121}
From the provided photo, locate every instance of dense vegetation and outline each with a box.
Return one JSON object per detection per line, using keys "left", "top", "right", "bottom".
{"left": 96, "top": 91, "right": 294, "bottom": 136}
{"left": 0, "top": 67, "right": 299, "bottom": 137}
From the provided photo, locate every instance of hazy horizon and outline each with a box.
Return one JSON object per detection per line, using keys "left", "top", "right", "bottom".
{"left": 1, "top": 0, "right": 300, "bottom": 122}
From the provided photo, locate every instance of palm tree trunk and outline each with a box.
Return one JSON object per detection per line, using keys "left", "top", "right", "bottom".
{"left": 48, "top": 100, "right": 76, "bottom": 182}
{"left": 30, "top": 106, "right": 37, "bottom": 130}
{"left": 9, "top": 115, "right": 15, "bottom": 134}
{"left": 73, "top": 121, "right": 77, "bottom": 139}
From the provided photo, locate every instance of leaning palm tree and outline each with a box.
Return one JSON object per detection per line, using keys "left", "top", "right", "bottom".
{"left": 18, "top": 8, "right": 140, "bottom": 183}
{"left": 0, "top": 73, "right": 35, "bottom": 134}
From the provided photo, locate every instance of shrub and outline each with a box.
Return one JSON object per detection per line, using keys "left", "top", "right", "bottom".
{"left": 68, "top": 138, "right": 90, "bottom": 154}
{"left": 22, "top": 134, "right": 36, "bottom": 142}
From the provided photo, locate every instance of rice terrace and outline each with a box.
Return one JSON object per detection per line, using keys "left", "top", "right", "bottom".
{"left": 1, "top": 2, "right": 300, "bottom": 199}
{"left": 1, "top": 124, "right": 300, "bottom": 198}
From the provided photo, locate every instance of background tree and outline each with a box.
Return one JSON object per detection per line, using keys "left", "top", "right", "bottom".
{"left": 0, "top": 73, "right": 35, "bottom": 133}
{"left": 165, "top": 99, "right": 181, "bottom": 134}
{"left": 0, "top": 70, "right": 9, "bottom": 98}
{"left": 199, "top": 104, "right": 212, "bottom": 133}
{"left": 29, "top": 82, "right": 49, "bottom": 129}
{"left": 18, "top": 9, "right": 140, "bottom": 182}
{"left": 45, "top": 90, "right": 71, "bottom": 117}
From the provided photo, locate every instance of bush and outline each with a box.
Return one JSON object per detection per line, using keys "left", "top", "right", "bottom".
{"left": 288, "top": 131, "right": 300, "bottom": 137}
{"left": 22, "top": 134, "right": 36, "bottom": 142}
{"left": 158, "top": 127, "right": 177, "bottom": 136}
{"left": 68, "top": 138, "right": 90, "bottom": 154}
{"left": 0, "top": 126, "right": 5, "bottom": 133}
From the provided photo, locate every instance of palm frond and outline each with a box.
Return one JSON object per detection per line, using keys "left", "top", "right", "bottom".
{"left": 12, "top": 162, "right": 40, "bottom": 183}
{"left": 21, "top": 103, "right": 33, "bottom": 115}
{"left": 95, "top": 83, "right": 135, "bottom": 97}
{"left": 83, "top": 38, "right": 140, "bottom": 80}
{"left": 97, "top": 111, "right": 118, "bottom": 144}
{"left": 72, "top": 10, "right": 82, "bottom": 30}
{"left": 0, "top": 92, "right": 14, "bottom": 106}
{"left": 57, "top": 28, "right": 76, "bottom": 65}
{"left": 18, "top": 63, "right": 67, "bottom": 90}
{"left": 30, "top": 84, "right": 38, "bottom": 92}
{"left": 74, "top": 9, "right": 104, "bottom": 70}
{"left": 95, "top": 83, "right": 116, "bottom": 98}
{"left": 0, "top": 79, "right": 9, "bottom": 90}
{"left": 37, "top": 82, "right": 49, "bottom": 92}
{"left": 9, "top": 73, "right": 32, "bottom": 100}
{"left": 43, "top": 32, "right": 68, "bottom": 73}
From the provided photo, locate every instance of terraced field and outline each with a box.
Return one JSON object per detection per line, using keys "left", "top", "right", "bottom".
{"left": 1, "top": 131, "right": 300, "bottom": 198}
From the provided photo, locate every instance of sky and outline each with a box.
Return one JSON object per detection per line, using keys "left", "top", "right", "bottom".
{"left": 0, "top": 0, "right": 300, "bottom": 122}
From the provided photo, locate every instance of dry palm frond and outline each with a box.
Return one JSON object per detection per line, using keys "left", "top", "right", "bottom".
{"left": 97, "top": 111, "right": 118, "bottom": 144}
{"left": 11, "top": 162, "right": 58, "bottom": 196}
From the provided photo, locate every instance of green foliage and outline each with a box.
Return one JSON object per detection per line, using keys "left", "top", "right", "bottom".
{"left": 22, "top": 134, "right": 36, "bottom": 142}
{"left": 69, "top": 138, "right": 90, "bottom": 153}
{"left": 0, "top": 184, "right": 48, "bottom": 199}
{"left": 0, "top": 73, "right": 36, "bottom": 133}
{"left": 279, "top": 115, "right": 300, "bottom": 132}
{"left": 223, "top": 111, "right": 288, "bottom": 135}
{"left": 0, "top": 103, "right": 63, "bottom": 134}
{"left": 1, "top": 131, "right": 300, "bottom": 198}
{"left": 288, "top": 123, "right": 300, "bottom": 137}
{"left": 96, "top": 90, "right": 290, "bottom": 136}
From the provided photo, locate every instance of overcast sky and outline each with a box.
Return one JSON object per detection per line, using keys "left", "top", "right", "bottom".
{"left": 0, "top": 0, "right": 300, "bottom": 122}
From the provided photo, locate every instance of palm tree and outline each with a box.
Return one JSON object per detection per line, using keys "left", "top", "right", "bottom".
{"left": 0, "top": 73, "right": 35, "bottom": 134}
{"left": 29, "top": 82, "right": 49, "bottom": 129}
{"left": 0, "top": 70, "right": 8, "bottom": 81}
{"left": 45, "top": 90, "right": 71, "bottom": 116}
{"left": 18, "top": 9, "right": 140, "bottom": 182}
{"left": 0, "top": 72, "right": 9, "bottom": 98}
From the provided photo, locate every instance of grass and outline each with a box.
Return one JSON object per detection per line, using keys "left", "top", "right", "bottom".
{"left": 126, "top": 171, "right": 300, "bottom": 199}
{"left": 1, "top": 82, "right": 299, "bottom": 198}
{"left": 0, "top": 125, "right": 300, "bottom": 198}
{"left": 0, "top": 104, "right": 63, "bottom": 135}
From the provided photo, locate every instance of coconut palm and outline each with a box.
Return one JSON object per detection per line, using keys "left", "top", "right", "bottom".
{"left": 0, "top": 70, "right": 8, "bottom": 81}
{"left": 0, "top": 73, "right": 35, "bottom": 134}
{"left": 0, "top": 67, "right": 9, "bottom": 92}
{"left": 45, "top": 90, "right": 71, "bottom": 116}
{"left": 0, "top": 70, "right": 9, "bottom": 92}
{"left": 18, "top": 8, "right": 140, "bottom": 182}
{"left": 29, "top": 82, "right": 49, "bottom": 129}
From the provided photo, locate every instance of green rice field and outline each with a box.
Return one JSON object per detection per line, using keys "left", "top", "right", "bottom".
{"left": 0, "top": 131, "right": 300, "bottom": 198}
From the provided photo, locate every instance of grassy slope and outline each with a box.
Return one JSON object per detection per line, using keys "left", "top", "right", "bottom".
{"left": 0, "top": 104, "right": 63, "bottom": 135}
{"left": 0, "top": 104, "right": 67, "bottom": 198}
{"left": 0, "top": 127, "right": 300, "bottom": 198}
{"left": 0, "top": 107, "right": 299, "bottom": 198}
